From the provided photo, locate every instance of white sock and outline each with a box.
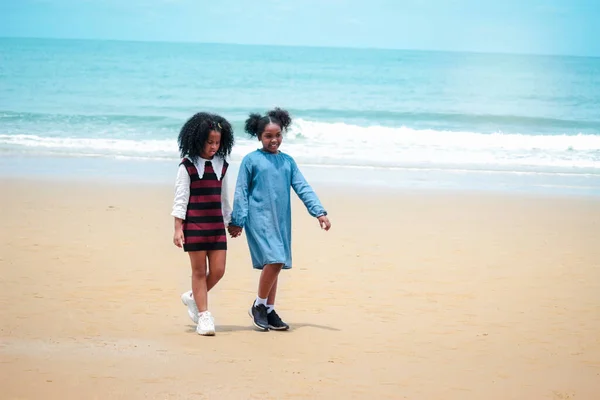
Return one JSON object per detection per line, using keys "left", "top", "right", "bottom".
{"left": 267, "top": 305, "right": 274, "bottom": 314}
{"left": 254, "top": 297, "right": 267, "bottom": 307}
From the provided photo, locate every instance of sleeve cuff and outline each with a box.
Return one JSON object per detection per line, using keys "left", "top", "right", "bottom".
{"left": 171, "top": 211, "right": 186, "bottom": 220}
{"left": 229, "top": 218, "right": 243, "bottom": 227}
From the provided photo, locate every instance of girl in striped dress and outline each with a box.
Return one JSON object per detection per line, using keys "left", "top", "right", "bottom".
{"left": 171, "top": 112, "right": 234, "bottom": 336}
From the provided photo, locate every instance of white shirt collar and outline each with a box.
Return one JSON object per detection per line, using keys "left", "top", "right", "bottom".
{"left": 186, "top": 156, "right": 225, "bottom": 181}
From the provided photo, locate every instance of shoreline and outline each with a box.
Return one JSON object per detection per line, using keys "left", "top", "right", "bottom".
{"left": 3, "top": 174, "right": 600, "bottom": 204}
{"left": 2, "top": 153, "right": 600, "bottom": 198}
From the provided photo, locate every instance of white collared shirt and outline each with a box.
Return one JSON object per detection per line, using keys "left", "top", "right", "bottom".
{"left": 171, "top": 156, "right": 232, "bottom": 224}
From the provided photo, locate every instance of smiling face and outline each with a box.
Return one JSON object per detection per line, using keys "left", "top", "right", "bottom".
{"left": 259, "top": 123, "right": 283, "bottom": 153}
{"left": 200, "top": 130, "right": 221, "bottom": 159}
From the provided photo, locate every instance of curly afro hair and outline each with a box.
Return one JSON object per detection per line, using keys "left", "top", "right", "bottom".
{"left": 244, "top": 107, "right": 292, "bottom": 138}
{"left": 178, "top": 112, "right": 234, "bottom": 159}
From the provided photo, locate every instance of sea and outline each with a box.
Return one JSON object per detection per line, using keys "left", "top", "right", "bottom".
{"left": 1, "top": 37, "right": 600, "bottom": 195}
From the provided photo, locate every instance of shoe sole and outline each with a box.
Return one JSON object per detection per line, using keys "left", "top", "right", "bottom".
{"left": 181, "top": 293, "right": 199, "bottom": 324}
{"left": 248, "top": 308, "right": 269, "bottom": 331}
{"left": 268, "top": 324, "right": 290, "bottom": 331}
{"left": 197, "top": 330, "right": 215, "bottom": 336}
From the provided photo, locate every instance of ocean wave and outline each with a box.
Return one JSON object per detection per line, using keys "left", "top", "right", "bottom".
{"left": 288, "top": 119, "right": 600, "bottom": 151}
{"left": 286, "top": 109, "right": 600, "bottom": 132}
{"left": 0, "top": 134, "right": 177, "bottom": 156}
{"left": 1, "top": 118, "right": 599, "bottom": 172}
{"left": 3, "top": 109, "right": 599, "bottom": 134}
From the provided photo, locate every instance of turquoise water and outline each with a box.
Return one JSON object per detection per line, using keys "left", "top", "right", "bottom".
{"left": 1, "top": 37, "right": 600, "bottom": 193}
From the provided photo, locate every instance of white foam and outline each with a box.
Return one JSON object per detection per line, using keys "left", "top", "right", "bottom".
{"left": 1, "top": 118, "right": 600, "bottom": 173}
{"left": 0, "top": 134, "right": 175, "bottom": 156}
{"left": 289, "top": 119, "right": 600, "bottom": 151}
{"left": 281, "top": 119, "right": 600, "bottom": 171}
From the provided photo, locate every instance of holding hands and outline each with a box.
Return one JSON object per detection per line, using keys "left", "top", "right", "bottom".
{"left": 228, "top": 225, "right": 243, "bottom": 238}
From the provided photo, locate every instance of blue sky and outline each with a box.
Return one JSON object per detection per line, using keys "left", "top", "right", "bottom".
{"left": 1, "top": 0, "right": 599, "bottom": 56}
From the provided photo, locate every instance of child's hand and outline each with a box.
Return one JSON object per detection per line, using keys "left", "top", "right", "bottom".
{"left": 318, "top": 215, "right": 331, "bottom": 231}
{"left": 228, "top": 225, "right": 243, "bottom": 238}
{"left": 173, "top": 229, "right": 185, "bottom": 248}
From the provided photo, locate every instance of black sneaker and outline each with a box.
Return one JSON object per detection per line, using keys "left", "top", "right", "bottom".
{"left": 248, "top": 303, "right": 269, "bottom": 331}
{"left": 267, "top": 310, "right": 289, "bottom": 331}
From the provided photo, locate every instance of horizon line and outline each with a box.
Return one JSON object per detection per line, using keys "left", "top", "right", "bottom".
{"left": 1, "top": 35, "right": 598, "bottom": 59}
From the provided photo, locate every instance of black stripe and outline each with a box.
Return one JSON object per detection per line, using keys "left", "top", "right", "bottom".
{"left": 186, "top": 215, "right": 224, "bottom": 223}
{"left": 197, "top": 171, "right": 217, "bottom": 180}
{"left": 185, "top": 229, "right": 227, "bottom": 237}
{"left": 190, "top": 175, "right": 217, "bottom": 182}
{"left": 190, "top": 187, "right": 222, "bottom": 196}
{"left": 187, "top": 202, "right": 222, "bottom": 210}
{"left": 181, "top": 161, "right": 197, "bottom": 175}
{"left": 184, "top": 242, "right": 227, "bottom": 251}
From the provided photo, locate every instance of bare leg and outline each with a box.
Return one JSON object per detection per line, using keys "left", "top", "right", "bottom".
{"left": 206, "top": 250, "right": 226, "bottom": 292}
{"left": 267, "top": 277, "right": 278, "bottom": 306}
{"left": 248, "top": 263, "right": 284, "bottom": 331}
{"left": 258, "top": 263, "right": 283, "bottom": 299}
{"left": 263, "top": 269, "right": 289, "bottom": 330}
{"left": 188, "top": 251, "right": 208, "bottom": 313}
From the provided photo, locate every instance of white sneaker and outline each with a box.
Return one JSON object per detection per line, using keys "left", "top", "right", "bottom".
{"left": 181, "top": 291, "right": 199, "bottom": 324}
{"left": 196, "top": 311, "right": 215, "bottom": 336}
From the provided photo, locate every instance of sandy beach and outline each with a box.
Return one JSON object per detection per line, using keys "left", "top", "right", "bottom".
{"left": 1, "top": 178, "right": 599, "bottom": 399}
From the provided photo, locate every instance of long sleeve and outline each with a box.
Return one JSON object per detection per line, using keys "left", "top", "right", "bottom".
{"left": 171, "top": 164, "right": 190, "bottom": 220}
{"left": 221, "top": 171, "right": 232, "bottom": 225}
{"left": 290, "top": 158, "right": 326, "bottom": 217}
{"left": 230, "top": 156, "right": 252, "bottom": 228}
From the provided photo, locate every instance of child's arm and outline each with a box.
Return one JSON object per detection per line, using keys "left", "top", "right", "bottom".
{"left": 221, "top": 170, "right": 232, "bottom": 225}
{"left": 173, "top": 218, "right": 184, "bottom": 248}
{"left": 290, "top": 158, "right": 329, "bottom": 226}
{"left": 171, "top": 164, "right": 190, "bottom": 247}
{"left": 229, "top": 157, "right": 252, "bottom": 235}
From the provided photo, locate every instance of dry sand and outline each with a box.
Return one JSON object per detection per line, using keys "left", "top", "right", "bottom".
{"left": 1, "top": 178, "right": 599, "bottom": 399}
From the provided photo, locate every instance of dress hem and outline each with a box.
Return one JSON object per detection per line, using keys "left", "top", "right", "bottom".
{"left": 252, "top": 262, "right": 292, "bottom": 270}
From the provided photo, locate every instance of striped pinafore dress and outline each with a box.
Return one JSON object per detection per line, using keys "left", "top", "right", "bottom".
{"left": 181, "top": 158, "right": 229, "bottom": 252}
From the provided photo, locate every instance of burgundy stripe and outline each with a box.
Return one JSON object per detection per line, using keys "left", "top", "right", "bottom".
{"left": 190, "top": 194, "right": 222, "bottom": 203}
{"left": 186, "top": 209, "right": 223, "bottom": 217}
{"left": 184, "top": 222, "right": 225, "bottom": 230}
{"left": 190, "top": 180, "right": 222, "bottom": 188}
{"left": 185, "top": 235, "right": 227, "bottom": 244}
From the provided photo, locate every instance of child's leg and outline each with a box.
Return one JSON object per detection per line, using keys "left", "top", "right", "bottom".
{"left": 267, "top": 277, "right": 278, "bottom": 309}
{"left": 257, "top": 263, "right": 283, "bottom": 299}
{"left": 188, "top": 251, "right": 208, "bottom": 312}
{"left": 206, "top": 250, "right": 226, "bottom": 291}
{"left": 182, "top": 250, "right": 226, "bottom": 323}
{"left": 264, "top": 274, "right": 289, "bottom": 331}
{"left": 249, "top": 263, "right": 283, "bottom": 331}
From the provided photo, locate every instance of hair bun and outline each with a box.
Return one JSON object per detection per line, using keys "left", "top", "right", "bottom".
{"left": 267, "top": 107, "right": 292, "bottom": 130}
{"left": 244, "top": 113, "right": 262, "bottom": 137}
